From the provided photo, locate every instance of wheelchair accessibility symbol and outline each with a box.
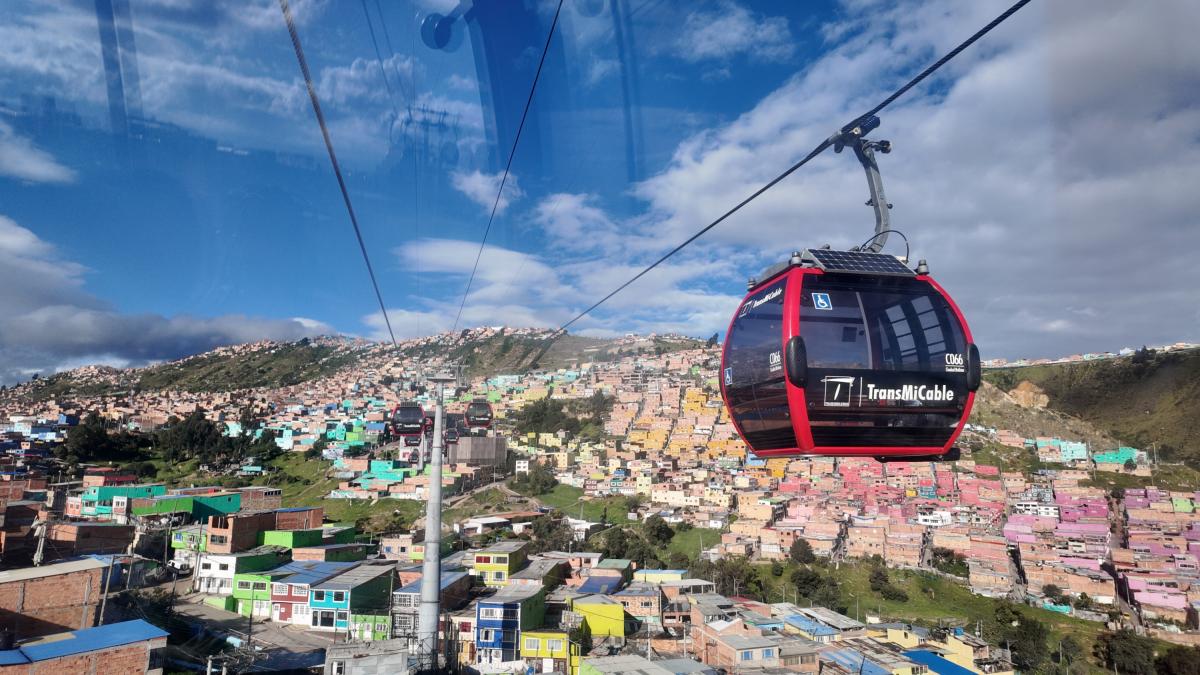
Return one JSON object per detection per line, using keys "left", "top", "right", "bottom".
{"left": 812, "top": 293, "right": 833, "bottom": 310}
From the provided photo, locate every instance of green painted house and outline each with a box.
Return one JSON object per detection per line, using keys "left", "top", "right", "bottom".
{"left": 79, "top": 484, "right": 167, "bottom": 518}
{"left": 260, "top": 528, "right": 325, "bottom": 549}
{"left": 131, "top": 492, "right": 242, "bottom": 521}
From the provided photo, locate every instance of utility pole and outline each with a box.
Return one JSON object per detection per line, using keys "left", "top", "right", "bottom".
{"left": 418, "top": 370, "right": 455, "bottom": 672}
{"left": 96, "top": 553, "right": 116, "bottom": 626}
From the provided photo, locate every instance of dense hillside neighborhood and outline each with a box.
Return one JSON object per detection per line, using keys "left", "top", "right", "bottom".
{"left": 0, "top": 329, "right": 1196, "bottom": 673}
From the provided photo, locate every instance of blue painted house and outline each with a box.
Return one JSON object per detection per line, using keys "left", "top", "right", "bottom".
{"left": 475, "top": 586, "right": 546, "bottom": 666}
{"left": 308, "top": 563, "right": 395, "bottom": 637}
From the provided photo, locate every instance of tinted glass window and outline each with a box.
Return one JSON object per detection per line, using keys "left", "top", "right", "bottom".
{"left": 800, "top": 277, "right": 966, "bottom": 372}
{"left": 799, "top": 274, "right": 969, "bottom": 448}
{"left": 724, "top": 280, "right": 793, "bottom": 451}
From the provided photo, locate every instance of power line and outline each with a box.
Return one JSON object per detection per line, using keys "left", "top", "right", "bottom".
{"left": 279, "top": 0, "right": 398, "bottom": 347}
{"left": 451, "top": 0, "right": 565, "bottom": 334}
{"left": 360, "top": 0, "right": 400, "bottom": 111}
{"left": 557, "top": 0, "right": 1032, "bottom": 332}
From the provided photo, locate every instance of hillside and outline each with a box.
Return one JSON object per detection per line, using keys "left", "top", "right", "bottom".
{"left": 1, "top": 329, "right": 710, "bottom": 403}
{"left": 985, "top": 349, "right": 1200, "bottom": 464}
{"left": 968, "top": 381, "right": 1121, "bottom": 450}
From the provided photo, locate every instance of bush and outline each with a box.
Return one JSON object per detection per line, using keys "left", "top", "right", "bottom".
{"left": 790, "top": 538, "right": 816, "bottom": 564}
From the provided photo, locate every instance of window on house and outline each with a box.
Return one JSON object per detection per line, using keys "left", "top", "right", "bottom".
{"left": 494, "top": 556, "right": 508, "bottom": 564}
{"left": 742, "top": 651, "right": 753, "bottom": 661}
{"left": 336, "top": 611, "right": 348, "bottom": 621}
{"left": 763, "top": 648, "right": 775, "bottom": 658}
{"left": 476, "top": 555, "right": 491, "bottom": 564}
{"left": 218, "top": 563, "right": 229, "bottom": 571}
{"left": 333, "top": 591, "right": 345, "bottom": 603}
{"left": 330, "top": 660, "right": 345, "bottom": 675}
{"left": 314, "top": 591, "right": 326, "bottom": 602}
{"left": 480, "top": 608, "right": 501, "bottom": 619}
{"left": 640, "top": 601, "right": 654, "bottom": 608}
{"left": 524, "top": 637, "right": 540, "bottom": 651}
{"left": 236, "top": 581, "right": 251, "bottom": 590}
{"left": 548, "top": 639, "right": 564, "bottom": 652}
{"left": 252, "top": 582, "right": 267, "bottom": 591}
{"left": 201, "top": 563, "right": 211, "bottom": 570}
{"left": 272, "top": 584, "right": 287, "bottom": 595}
{"left": 376, "top": 623, "right": 387, "bottom": 632}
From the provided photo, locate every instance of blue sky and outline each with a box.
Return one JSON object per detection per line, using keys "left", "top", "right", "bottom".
{"left": 0, "top": 0, "right": 1197, "bottom": 383}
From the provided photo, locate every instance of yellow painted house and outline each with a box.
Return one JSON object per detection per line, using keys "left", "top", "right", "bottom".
{"left": 872, "top": 626, "right": 1013, "bottom": 675}
{"left": 571, "top": 595, "right": 625, "bottom": 639}
{"left": 472, "top": 540, "right": 529, "bottom": 587}
{"left": 520, "top": 629, "right": 580, "bottom": 675}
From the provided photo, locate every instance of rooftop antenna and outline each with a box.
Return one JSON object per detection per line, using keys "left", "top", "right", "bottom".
{"left": 417, "top": 367, "right": 458, "bottom": 672}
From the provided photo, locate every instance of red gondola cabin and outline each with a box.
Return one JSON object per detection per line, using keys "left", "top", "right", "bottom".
{"left": 720, "top": 249, "right": 980, "bottom": 460}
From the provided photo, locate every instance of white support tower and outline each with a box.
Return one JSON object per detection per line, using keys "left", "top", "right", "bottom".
{"left": 417, "top": 370, "right": 456, "bottom": 672}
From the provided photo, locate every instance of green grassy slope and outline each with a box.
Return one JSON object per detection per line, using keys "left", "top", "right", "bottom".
{"left": 985, "top": 349, "right": 1200, "bottom": 464}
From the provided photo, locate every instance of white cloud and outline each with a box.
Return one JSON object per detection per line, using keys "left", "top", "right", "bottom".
{"left": 0, "top": 215, "right": 331, "bottom": 384}
{"left": 674, "top": 1, "right": 795, "bottom": 63}
{"left": 614, "top": 0, "right": 1200, "bottom": 358}
{"left": 584, "top": 59, "right": 619, "bottom": 87}
{"left": 0, "top": 120, "right": 76, "bottom": 183}
{"left": 450, "top": 169, "right": 524, "bottom": 215}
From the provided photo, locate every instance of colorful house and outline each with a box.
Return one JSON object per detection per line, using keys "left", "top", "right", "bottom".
{"left": 193, "top": 546, "right": 290, "bottom": 596}
{"left": 475, "top": 586, "right": 546, "bottom": 665}
{"left": 571, "top": 594, "right": 625, "bottom": 639}
{"left": 520, "top": 629, "right": 580, "bottom": 675}
{"left": 309, "top": 563, "right": 395, "bottom": 639}
{"left": 472, "top": 541, "right": 529, "bottom": 587}
{"left": 269, "top": 561, "right": 357, "bottom": 625}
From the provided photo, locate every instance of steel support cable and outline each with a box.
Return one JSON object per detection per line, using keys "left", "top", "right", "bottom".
{"left": 557, "top": 0, "right": 1032, "bottom": 332}
{"left": 451, "top": 0, "right": 566, "bottom": 334}
{"left": 279, "top": 0, "right": 398, "bottom": 347}
{"left": 360, "top": 0, "right": 401, "bottom": 110}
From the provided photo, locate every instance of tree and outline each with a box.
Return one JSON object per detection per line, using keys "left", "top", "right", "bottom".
{"left": 1124, "top": 458, "right": 1138, "bottom": 472}
{"left": 789, "top": 538, "right": 815, "bottom": 564}
{"left": 512, "top": 398, "right": 581, "bottom": 436}
{"left": 1042, "top": 584, "right": 1065, "bottom": 604}
{"left": 1006, "top": 616, "right": 1050, "bottom": 671}
{"left": 1058, "top": 636, "right": 1083, "bottom": 668}
{"left": 1157, "top": 645, "right": 1200, "bottom": 675}
{"left": 930, "top": 547, "right": 968, "bottom": 577}
{"left": 528, "top": 517, "right": 575, "bottom": 554}
{"left": 509, "top": 461, "right": 558, "bottom": 496}
{"left": 642, "top": 515, "right": 674, "bottom": 546}
{"left": 868, "top": 567, "right": 890, "bottom": 592}
{"left": 570, "top": 620, "right": 593, "bottom": 655}
{"left": 770, "top": 561, "right": 784, "bottom": 577}
{"left": 791, "top": 566, "right": 824, "bottom": 598}
{"left": 1096, "top": 629, "right": 1156, "bottom": 675}
{"left": 667, "top": 551, "right": 691, "bottom": 569}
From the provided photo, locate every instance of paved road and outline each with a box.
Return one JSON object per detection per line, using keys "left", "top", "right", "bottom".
{"left": 172, "top": 593, "right": 338, "bottom": 654}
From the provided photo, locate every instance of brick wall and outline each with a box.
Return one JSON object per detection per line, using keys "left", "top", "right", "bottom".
{"left": 0, "top": 567, "right": 102, "bottom": 639}
{"left": 275, "top": 507, "right": 323, "bottom": 531}
{"left": 0, "top": 636, "right": 165, "bottom": 674}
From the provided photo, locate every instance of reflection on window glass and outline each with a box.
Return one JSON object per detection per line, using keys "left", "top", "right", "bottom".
{"left": 801, "top": 276, "right": 965, "bottom": 373}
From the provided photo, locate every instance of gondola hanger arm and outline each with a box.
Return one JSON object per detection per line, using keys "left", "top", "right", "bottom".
{"left": 833, "top": 115, "right": 893, "bottom": 253}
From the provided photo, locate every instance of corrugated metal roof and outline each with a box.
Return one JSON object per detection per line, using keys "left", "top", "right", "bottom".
{"left": 0, "top": 558, "right": 105, "bottom": 583}
{"left": 17, "top": 620, "right": 167, "bottom": 662}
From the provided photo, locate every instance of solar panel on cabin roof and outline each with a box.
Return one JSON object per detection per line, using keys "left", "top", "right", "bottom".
{"left": 804, "top": 249, "right": 915, "bottom": 277}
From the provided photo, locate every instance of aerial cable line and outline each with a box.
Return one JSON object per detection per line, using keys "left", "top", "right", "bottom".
{"left": 451, "top": 0, "right": 566, "bottom": 334}
{"left": 279, "top": 0, "right": 399, "bottom": 347}
{"left": 360, "top": 0, "right": 401, "bottom": 110}
{"left": 372, "top": 0, "right": 412, "bottom": 102}
{"left": 557, "top": 0, "right": 1032, "bottom": 332}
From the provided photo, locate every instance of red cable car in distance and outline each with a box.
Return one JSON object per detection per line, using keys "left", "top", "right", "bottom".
{"left": 465, "top": 398, "right": 494, "bottom": 434}
{"left": 719, "top": 115, "right": 981, "bottom": 462}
